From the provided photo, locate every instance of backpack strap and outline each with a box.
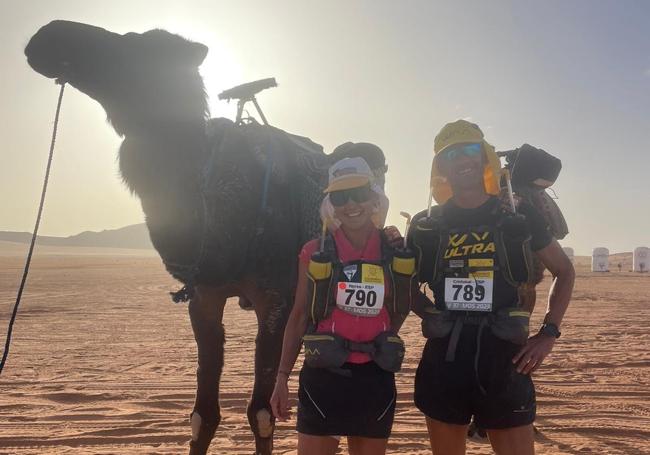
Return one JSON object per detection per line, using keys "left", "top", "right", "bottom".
{"left": 493, "top": 202, "right": 535, "bottom": 288}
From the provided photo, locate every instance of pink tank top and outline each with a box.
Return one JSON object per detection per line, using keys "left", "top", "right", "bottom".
{"left": 299, "top": 228, "right": 391, "bottom": 364}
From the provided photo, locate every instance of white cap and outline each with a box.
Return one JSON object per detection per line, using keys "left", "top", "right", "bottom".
{"left": 324, "top": 157, "right": 373, "bottom": 193}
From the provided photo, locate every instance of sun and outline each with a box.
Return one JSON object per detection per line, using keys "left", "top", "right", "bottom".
{"left": 199, "top": 43, "right": 246, "bottom": 119}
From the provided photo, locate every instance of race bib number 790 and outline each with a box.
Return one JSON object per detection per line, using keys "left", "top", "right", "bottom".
{"left": 336, "top": 264, "right": 385, "bottom": 316}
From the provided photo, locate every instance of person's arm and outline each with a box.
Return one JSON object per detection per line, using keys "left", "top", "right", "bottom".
{"left": 535, "top": 239, "right": 575, "bottom": 326}
{"left": 513, "top": 238, "right": 575, "bottom": 374}
{"left": 391, "top": 313, "right": 408, "bottom": 333}
{"left": 270, "top": 259, "right": 310, "bottom": 421}
{"left": 383, "top": 224, "right": 426, "bottom": 333}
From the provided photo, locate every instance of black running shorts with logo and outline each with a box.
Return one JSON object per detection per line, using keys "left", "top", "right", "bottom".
{"left": 414, "top": 324, "right": 536, "bottom": 429}
{"left": 297, "top": 361, "right": 396, "bottom": 438}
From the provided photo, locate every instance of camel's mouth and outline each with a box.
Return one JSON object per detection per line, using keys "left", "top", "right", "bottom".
{"left": 25, "top": 20, "right": 211, "bottom": 136}
{"left": 25, "top": 20, "right": 118, "bottom": 83}
{"left": 25, "top": 42, "right": 66, "bottom": 80}
{"left": 25, "top": 53, "right": 75, "bottom": 82}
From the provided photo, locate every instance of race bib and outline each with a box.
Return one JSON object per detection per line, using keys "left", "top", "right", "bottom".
{"left": 444, "top": 277, "right": 493, "bottom": 312}
{"left": 336, "top": 263, "right": 385, "bottom": 316}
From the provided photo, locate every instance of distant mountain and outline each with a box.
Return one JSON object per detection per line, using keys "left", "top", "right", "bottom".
{"left": 0, "top": 224, "right": 153, "bottom": 250}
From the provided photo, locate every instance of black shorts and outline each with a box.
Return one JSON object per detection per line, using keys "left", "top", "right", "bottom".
{"left": 297, "top": 362, "right": 396, "bottom": 438}
{"left": 414, "top": 325, "right": 535, "bottom": 429}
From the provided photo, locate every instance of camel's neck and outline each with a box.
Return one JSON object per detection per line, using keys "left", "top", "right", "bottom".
{"left": 118, "top": 121, "right": 207, "bottom": 199}
{"left": 117, "top": 122, "right": 210, "bottom": 269}
{"left": 96, "top": 70, "right": 209, "bottom": 199}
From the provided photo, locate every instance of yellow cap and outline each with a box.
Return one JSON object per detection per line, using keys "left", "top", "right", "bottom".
{"left": 430, "top": 120, "right": 501, "bottom": 204}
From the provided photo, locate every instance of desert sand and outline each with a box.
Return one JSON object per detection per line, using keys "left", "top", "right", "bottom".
{"left": 0, "top": 243, "right": 649, "bottom": 454}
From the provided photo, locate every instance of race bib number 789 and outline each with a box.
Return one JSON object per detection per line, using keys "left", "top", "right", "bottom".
{"left": 444, "top": 277, "right": 493, "bottom": 312}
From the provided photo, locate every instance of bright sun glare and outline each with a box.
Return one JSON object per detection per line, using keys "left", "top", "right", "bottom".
{"left": 166, "top": 24, "right": 245, "bottom": 120}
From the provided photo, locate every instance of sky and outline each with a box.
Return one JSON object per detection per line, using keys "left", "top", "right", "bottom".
{"left": 1, "top": 0, "right": 648, "bottom": 256}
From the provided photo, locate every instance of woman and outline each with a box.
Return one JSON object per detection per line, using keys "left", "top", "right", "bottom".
{"left": 270, "top": 153, "right": 411, "bottom": 455}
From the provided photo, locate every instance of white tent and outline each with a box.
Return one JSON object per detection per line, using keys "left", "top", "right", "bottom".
{"left": 633, "top": 247, "right": 649, "bottom": 272}
{"left": 592, "top": 247, "right": 609, "bottom": 272}
{"left": 562, "top": 247, "right": 574, "bottom": 263}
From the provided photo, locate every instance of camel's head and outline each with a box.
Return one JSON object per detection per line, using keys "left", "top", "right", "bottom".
{"left": 25, "top": 20, "right": 209, "bottom": 135}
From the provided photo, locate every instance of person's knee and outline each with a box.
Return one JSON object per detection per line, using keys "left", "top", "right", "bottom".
{"left": 347, "top": 436, "right": 388, "bottom": 455}
{"left": 425, "top": 418, "right": 468, "bottom": 455}
{"left": 427, "top": 417, "right": 467, "bottom": 432}
{"left": 487, "top": 424, "right": 534, "bottom": 455}
{"left": 297, "top": 433, "right": 339, "bottom": 455}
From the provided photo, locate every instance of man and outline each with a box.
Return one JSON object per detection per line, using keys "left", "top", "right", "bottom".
{"left": 410, "top": 120, "right": 574, "bottom": 454}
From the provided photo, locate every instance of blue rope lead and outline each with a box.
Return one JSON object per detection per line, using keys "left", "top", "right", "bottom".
{"left": 0, "top": 82, "right": 66, "bottom": 376}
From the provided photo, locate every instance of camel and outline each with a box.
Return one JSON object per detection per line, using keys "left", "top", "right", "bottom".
{"left": 25, "top": 20, "right": 330, "bottom": 455}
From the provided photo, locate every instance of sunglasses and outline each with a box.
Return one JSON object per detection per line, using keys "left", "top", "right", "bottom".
{"left": 329, "top": 185, "right": 373, "bottom": 207}
{"left": 439, "top": 143, "right": 483, "bottom": 161}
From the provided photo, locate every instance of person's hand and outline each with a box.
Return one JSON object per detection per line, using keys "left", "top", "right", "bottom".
{"left": 512, "top": 333, "right": 556, "bottom": 374}
{"left": 270, "top": 373, "right": 292, "bottom": 421}
{"left": 383, "top": 225, "right": 404, "bottom": 248}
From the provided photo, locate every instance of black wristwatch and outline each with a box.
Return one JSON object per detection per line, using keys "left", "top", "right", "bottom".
{"left": 539, "top": 323, "right": 561, "bottom": 339}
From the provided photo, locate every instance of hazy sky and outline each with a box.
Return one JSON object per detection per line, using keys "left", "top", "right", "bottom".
{"left": 1, "top": 0, "right": 648, "bottom": 255}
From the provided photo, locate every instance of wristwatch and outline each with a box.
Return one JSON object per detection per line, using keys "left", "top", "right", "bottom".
{"left": 539, "top": 322, "right": 561, "bottom": 339}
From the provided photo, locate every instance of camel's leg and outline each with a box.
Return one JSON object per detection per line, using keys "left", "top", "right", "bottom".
{"left": 247, "top": 289, "right": 292, "bottom": 455}
{"left": 238, "top": 296, "right": 255, "bottom": 311}
{"left": 188, "top": 285, "right": 227, "bottom": 455}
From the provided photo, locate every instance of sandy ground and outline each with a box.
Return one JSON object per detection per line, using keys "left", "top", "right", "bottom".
{"left": 0, "top": 243, "right": 649, "bottom": 454}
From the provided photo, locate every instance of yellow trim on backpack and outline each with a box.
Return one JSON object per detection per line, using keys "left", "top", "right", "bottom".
{"left": 308, "top": 260, "right": 332, "bottom": 281}
{"left": 303, "top": 334, "right": 336, "bottom": 341}
{"left": 392, "top": 256, "right": 416, "bottom": 275}
{"left": 508, "top": 310, "right": 531, "bottom": 318}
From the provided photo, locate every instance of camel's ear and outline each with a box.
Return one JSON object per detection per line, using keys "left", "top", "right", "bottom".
{"left": 140, "top": 30, "right": 208, "bottom": 67}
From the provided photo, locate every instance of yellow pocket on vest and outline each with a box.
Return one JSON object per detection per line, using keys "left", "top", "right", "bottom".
{"left": 362, "top": 264, "right": 384, "bottom": 284}
{"left": 468, "top": 258, "right": 494, "bottom": 279}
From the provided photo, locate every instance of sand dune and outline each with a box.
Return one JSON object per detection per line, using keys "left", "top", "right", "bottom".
{"left": 0, "top": 223, "right": 153, "bottom": 250}
{"left": 0, "top": 241, "right": 157, "bottom": 258}
{"left": 0, "top": 248, "right": 648, "bottom": 454}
